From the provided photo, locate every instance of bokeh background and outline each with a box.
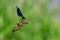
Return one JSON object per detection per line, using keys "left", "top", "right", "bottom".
{"left": 0, "top": 0, "right": 60, "bottom": 40}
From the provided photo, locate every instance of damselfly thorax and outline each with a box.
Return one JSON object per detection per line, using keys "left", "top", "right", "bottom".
{"left": 13, "top": 19, "right": 29, "bottom": 32}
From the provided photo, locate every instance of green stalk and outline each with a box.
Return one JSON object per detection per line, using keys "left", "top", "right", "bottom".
{"left": 0, "top": 20, "right": 18, "bottom": 40}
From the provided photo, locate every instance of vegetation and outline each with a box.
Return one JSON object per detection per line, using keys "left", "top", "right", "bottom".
{"left": 0, "top": 0, "right": 60, "bottom": 40}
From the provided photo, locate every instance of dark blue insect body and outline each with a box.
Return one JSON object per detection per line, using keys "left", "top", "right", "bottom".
{"left": 16, "top": 6, "right": 25, "bottom": 20}
{"left": 12, "top": 6, "right": 29, "bottom": 32}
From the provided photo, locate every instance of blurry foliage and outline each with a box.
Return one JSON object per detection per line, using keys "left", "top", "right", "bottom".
{"left": 0, "top": 0, "right": 60, "bottom": 40}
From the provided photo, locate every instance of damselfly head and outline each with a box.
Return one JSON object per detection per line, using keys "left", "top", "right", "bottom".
{"left": 22, "top": 19, "right": 29, "bottom": 24}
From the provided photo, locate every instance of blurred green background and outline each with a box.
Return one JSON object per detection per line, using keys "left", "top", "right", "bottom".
{"left": 0, "top": 0, "right": 60, "bottom": 40}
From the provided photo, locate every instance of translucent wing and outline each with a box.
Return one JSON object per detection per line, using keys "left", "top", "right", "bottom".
{"left": 16, "top": 6, "right": 25, "bottom": 20}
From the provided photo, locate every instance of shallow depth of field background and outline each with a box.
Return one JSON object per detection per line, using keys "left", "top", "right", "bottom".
{"left": 0, "top": 0, "right": 60, "bottom": 40}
